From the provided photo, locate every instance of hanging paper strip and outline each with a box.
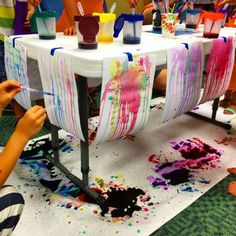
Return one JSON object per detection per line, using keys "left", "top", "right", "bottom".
{"left": 161, "top": 42, "right": 203, "bottom": 123}
{"left": 200, "top": 37, "right": 235, "bottom": 104}
{"left": 37, "top": 49, "right": 84, "bottom": 141}
{"left": 4, "top": 36, "right": 31, "bottom": 109}
{"left": 95, "top": 54, "right": 156, "bottom": 144}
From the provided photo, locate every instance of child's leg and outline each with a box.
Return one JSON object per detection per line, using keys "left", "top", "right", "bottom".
{"left": 153, "top": 69, "right": 167, "bottom": 95}
{"left": 0, "top": 185, "right": 24, "bottom": 235}
{"left": 224, "top": 90, "right": 236, "bottom": 114}
{"left": 219, "top": 89, "right": 232, "bottom": 108}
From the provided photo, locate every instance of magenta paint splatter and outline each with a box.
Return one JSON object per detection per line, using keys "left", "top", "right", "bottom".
{"left": 147, "top": 138, "right": 223, "bottom": 190}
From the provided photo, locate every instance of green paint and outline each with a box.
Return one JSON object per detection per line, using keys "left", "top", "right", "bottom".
{"left": 109, "top": 96, "right": 113, "bottom": 100}
{"left": 128, "top": 223, "right": 133, "bottom": 227}
{"left": 137, "top": 229, "right": 141, "bottom": 234}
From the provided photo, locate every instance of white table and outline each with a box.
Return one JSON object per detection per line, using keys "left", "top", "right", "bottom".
{"left": 10, "top": 24, "right": 236, "bottom": 213}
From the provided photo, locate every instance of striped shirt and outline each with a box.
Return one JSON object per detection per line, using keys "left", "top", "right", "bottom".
{"left": 0, "top": 0, "right": 15, "bottom": 40}
{"left": 0, "top": 0, "right": 27, "bottom": 40}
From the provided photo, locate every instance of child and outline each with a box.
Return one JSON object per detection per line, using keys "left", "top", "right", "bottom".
{"left": 0, "top": 80, "right": 46, "bottom": 235}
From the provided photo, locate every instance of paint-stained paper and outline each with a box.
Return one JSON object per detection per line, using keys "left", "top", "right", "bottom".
{"left": 200, "top": 37, "right": 235, "bottom": 104}
{"left": 161, "top": 42, "right": 203, "bottom": 123}
{"left": 37, "top": 49, "right": 84, "bottom": 141}
{"left": 95, "top": 54, "right": 156, "bottom": 144}
{"left": 4, "top": 36, "right": 31, "bottom": 109}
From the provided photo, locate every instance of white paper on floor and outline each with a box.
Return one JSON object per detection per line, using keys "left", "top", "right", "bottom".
{"left": 8, "top": 99, "right": 236, "bottom": 236}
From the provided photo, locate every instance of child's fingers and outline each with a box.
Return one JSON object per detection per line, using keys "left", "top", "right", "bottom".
{"left": 0, "top": 80, "right": 21, "bottom": 90}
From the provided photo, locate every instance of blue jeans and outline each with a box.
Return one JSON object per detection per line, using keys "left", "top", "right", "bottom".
{"left": 0, "top": 40, "right": 7, "bottom": 83}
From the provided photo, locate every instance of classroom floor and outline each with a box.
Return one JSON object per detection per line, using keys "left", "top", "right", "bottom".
{"left": 1, "top": 98, "right": 236, "bottom": 236}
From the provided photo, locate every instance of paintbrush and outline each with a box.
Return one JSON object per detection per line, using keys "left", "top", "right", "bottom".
{"left": 21, "top": 86, "right": 54, "bottom": 96}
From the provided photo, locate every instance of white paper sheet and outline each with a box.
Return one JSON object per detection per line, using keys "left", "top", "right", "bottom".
{"left": 37, "top": 48, "right": 84, "bottom": 141}
{"left": 4, "top": 36, "right": 31, "bottom": 109}
{"left": 95, "top": 54, "right": 156, "bottom": 144}
{"left": 162, "top": 41, "right": 203, "bottom": 123}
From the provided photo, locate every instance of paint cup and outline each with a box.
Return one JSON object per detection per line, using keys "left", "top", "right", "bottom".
{"left": 113, "top": 13, "right": 144, "bottom": 44}
{"left": 213, "top": 9, "right": 228, "bottom": 27}
{"left": 35, "top": 11, "right": 56, "bottom": 39}
{"left": 74, "top": 15, "right": 99, "bottom": 49}
{"left": 92, "top": 13, "right": 116, "bottom": 43}
{"left": 161, "top": 13, "right": 178, "bottom": 38}
{"left": 152, "top": 9, "right": 162, "bottom": 31}
{"left": 201, "top": 12, "right": 224, "bottom": 38}
{"left": 185, "top": 9, "right": 202, "bottom": 29}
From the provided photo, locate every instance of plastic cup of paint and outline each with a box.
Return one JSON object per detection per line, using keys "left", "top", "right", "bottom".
{"left": 202, "top": 12, "right": 224, "bottom": 38}
{"left": 161, "top": 13, "right": 178, "bottom": 38}
{"left": 152, "top": 9, "right": 162, "bottom": 32}
{"left": 35, "top": 11, "right": 56, "bottom": 40}
{"left": 74, "top": 15, "right": 100, "bottom": 49}
{"left": 92, "top": 13, "right": 116, "bottom": 43}
{"left": 185, "top": 9, "right": 202, "bottom": 29}
{"left": 213, "top": 9, "right": 228, "bottom": 27}
{"left": 113, "top": 13, "right": 144, "bottom": 44}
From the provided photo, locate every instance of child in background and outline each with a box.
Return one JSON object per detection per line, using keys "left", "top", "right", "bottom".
{"left": 62, "top": 0, "right": 140, "bottom": 36}
{"left": 0, "top": 0, "right": 43, "bottom": 120}
{"left": 0, "top": 80, "right": 46, "bottom": 235}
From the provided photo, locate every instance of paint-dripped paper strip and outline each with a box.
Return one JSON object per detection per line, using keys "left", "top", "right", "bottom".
{"left": 95, "top": 53, "right": 156, "bottom": 144}
{"left": 4, "top": 36, "right": 32, "bottom": 110}
{"left": 161, "top": 41, "right": 203, "bottom": 124}
{"left": 37, "top": 48, "right": 84, "bottom": 141}
{"left": 200, "top": 37, "right": 235, "bottom": 104}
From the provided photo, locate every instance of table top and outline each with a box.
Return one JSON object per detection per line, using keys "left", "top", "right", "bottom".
{"left": 12, "top": 24, "right": 236, "bottom": 78}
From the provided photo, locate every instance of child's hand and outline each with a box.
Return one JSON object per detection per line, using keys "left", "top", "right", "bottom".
{"left": 28, "top": 0, "right": 41, "bottom": 6}
{"left": 126, "top": 0, "right": 139, "bottom": 7}
{"left": 15, "top": 106, "right": 46, "bottom": 140}
{"left": 0, "top": 80, "right": 21, "bottom": 114}
{"left": 64, "top": 26, "right": 77, "bottom": 36}
{"left": 23, "top": 3, "right": 35, "bottom": 30}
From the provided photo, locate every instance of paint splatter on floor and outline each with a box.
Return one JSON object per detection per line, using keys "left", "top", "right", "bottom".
{"left": 19, "top": 137, "right": 157, "bottom": 223}
{"left": 147, "top": 138, "right": 223, "bottom": 191}
{"left": 215, "top": 136, "right": 236, "bottom": 146}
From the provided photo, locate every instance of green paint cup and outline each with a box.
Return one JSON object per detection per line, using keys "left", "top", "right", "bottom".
{"left": 35, "top": 11, "right": 56, "bottom": 40}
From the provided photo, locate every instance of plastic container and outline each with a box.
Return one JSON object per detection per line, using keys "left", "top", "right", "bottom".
{"left": 185, "top": 9, "right": 202, "bottom": 29}
{"left": 92, "top": 13, "right": 116, "bottom": 43}
{"left": 35, "top": 11, "right": 56, "bottom": 39}
{"left": 213, "top": 9, "right": 228, "bottom": 27}
{"left": 161, "top": 13, "right": 178, "bottom": 38}
{"left": 202, "top": 12, "right": 224, "bottom": 38}
{"left": 113, "top": 13, "right": 144, "bottom": 44}
{"left": 74, "top": 15, "right": 99, "bottom": 49}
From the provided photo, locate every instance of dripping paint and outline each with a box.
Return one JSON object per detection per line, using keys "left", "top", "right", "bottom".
{"left": 162, "top": 42, "right": 203, "bottom": 123}
{"left": 95, "top": 54, "right": 156, "bottom": 144}
{"left": 37, "top": 49, "right": 84, "bottom": 140}
{"left": 147, "top": 138, "right": 223, "bottom": 190}
{"left": 4, "top": 36, "right": 31, "bottom": 109}
{"left": 200, "top": 37, "right": 235, "bottom": 104}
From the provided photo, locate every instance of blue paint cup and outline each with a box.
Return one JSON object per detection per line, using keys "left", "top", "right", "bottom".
{"left": 113, "top": 13, "right": 144, "bottom": 44}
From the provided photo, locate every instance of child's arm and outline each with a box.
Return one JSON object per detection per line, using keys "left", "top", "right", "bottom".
{"left": 27, "top": 0, "right": 41, "bottom": 6}
{"left": 218, "top": 0, "right": 236, "bottom": 6}
{"left": 62, "top": 0, "right": 78, "bottom": 36}
{"left": 0, "top": 106, "right": 46, "bottom": 187}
